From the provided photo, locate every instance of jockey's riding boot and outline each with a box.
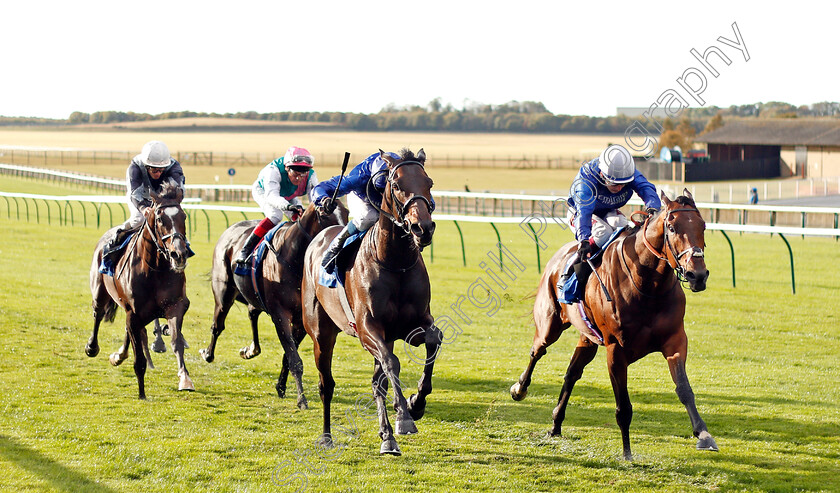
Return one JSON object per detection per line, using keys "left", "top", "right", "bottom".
{"left": 234, "top": 232, "right": 262, "bottom": 266}
{"left": 572, "top": 260, "right": 593, "bottom": 289}
{"left": 557, "top": 252, "right": 579, "bottom": 290}
{"left": 321, "top": 223, "right": 357, "bottom": 269}
{"left": 103, "top": 227, "right": 131, "bottom": 262}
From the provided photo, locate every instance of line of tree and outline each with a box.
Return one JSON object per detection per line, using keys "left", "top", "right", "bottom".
{"left": 2, "top": 100, "right": 838, "bottom": 132}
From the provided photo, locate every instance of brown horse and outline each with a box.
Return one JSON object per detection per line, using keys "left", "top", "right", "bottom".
{"left": 87, "top": 181, "right": 192, "bottom": 399}
{"left": 199, "top": 202, "right": 348, "bottom": 409}
{"left": 302, "top": 149, "right": 439, "bottom": 456}
{"left": 510, "top": 189, "right": 717, "bottom": 460}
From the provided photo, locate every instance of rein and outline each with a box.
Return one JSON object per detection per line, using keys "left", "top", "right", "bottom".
{"left": 142, "top": 204, "right": 187, "bottom": 269}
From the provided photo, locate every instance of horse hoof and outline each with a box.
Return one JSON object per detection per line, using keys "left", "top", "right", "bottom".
{"left": 318, "top": 434, "right": 334, "bottom": 449}
{"left": 109, "top": 353, "right": 124, "bottom": 366}
{"left": 239, "top": 345, "right": 260, "bottom": 360}
{"left": 275, "top": 384, "right": 286, "bottom": 398}
{"left": 407, "top": 394, "right": 426, "bottom": 421}
{"left": 510, "top": 382, "right": 527, "bottom": 401}
{"left": 199, "top": 348, "right": 214, "bottom": 363}
{"left": 380, "top": 439, "right": 401, "bottom": 456}
{"left": 161, "top": 324, "right": 170, "bottom": 336}
{"left": 696, "top": 431, "right": 719, "bottom": 452}
{"left": 85, "top": 343, "right": 100, "bottom": 358}
{"left": 395, "top": 417, "right": 417, "bottom": 435}
{"left": 151, "top": 338, "right": 167, "bottom": 353}
{"left": 297, "top": 396, "right": 308, "bottom": 410}
{"left": 179, "top": 376, "right": 195, "bottom": 392}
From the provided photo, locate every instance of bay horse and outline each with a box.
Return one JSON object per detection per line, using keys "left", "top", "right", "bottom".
{"left": 510, "top": 189, "right": 718, "bottom": 460}
{"left": 301, "top": 149, "right": 439, "bottom": 456}
{"left": 199, "top": 202, "right": 348, "bottom": 409}
{"left": 87, "top": 181, "right": 192, "bottom": 399}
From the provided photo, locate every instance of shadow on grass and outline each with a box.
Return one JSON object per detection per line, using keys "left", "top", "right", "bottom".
{"left": 0, "top": 435, "right": 116, "bottom": 492}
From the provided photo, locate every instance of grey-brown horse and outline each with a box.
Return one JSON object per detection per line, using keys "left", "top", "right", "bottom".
{"left": 87, "top": 181, "right": 192, "bottom": 399}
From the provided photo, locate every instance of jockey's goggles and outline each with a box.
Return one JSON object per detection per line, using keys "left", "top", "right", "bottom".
{"left": 287, "top": 165, "right": 310, "bottom": 174}
{"left": 290, "top": 155, "right": 313, "bottom": 166}
{"left": 145, "top": 166, "right": 164, "bottom": 174}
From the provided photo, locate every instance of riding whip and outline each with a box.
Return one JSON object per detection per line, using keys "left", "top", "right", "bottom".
{"left": 329, "top": 152, "right": 351, "bottom": 206}
{"left": 586, "top": 258, "right": 613, "bottom": 302}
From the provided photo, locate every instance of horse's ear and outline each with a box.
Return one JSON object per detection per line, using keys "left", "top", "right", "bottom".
{"left": 683, "top": 188, "right": 693, "bottom": 200}
{"left": 660, "top": 190, "right": 672, "bottom": 207}
{"left": 379, "top": 149, "right": 397, "bottom": 168}
{"left": 417, "top": 148, "right": 426, "bottom": 163}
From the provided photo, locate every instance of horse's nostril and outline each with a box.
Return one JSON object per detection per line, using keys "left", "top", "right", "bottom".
{"left": 410, "top": 224, "right": 423, "bottom": 237}
{"left": 685, "top": 271, "right": 696, "bottom": 281}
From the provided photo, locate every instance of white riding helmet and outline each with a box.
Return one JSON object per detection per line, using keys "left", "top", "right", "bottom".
{"left": 141, "top": 140, "right": 171, "bottom": 168}
{"left": 597, "top": 144, "right": 635, "bottom": 184}
{"left": 283, "top": 146, "right": 314, "bottom": 168}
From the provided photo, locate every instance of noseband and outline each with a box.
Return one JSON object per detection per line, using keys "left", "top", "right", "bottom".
{"left": 367, "top": 160, "right": 434, "bottom": 232}
{"left": 642, "top": 207, "right": 705, "bottom": 281}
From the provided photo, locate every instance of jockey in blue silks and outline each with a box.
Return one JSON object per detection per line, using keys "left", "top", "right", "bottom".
{"left": 312, "top": 150, "right": 431, "bottom": 269}
{"left": 559, "top": 144, "right": 662, "bottom": 289}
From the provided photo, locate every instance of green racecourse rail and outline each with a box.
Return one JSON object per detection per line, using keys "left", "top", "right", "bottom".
{"left": 2, "top": 190, "right": 839, "bottom": 295}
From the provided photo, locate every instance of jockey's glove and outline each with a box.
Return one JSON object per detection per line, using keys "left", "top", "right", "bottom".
{"left": 285, "top": 204, "right": 304, "bottom": 216}
{"left": 578, "top": 238, "right": 594, "bottom": 259}
{"left": 646, "top": 206, "right": 659, "bottom": 216}
{"left": 318, "top": 197, "right": 337, "bottom": 215}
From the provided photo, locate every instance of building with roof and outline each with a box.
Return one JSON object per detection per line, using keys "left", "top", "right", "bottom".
{"left": 696, "top": 119, "right": 840, "bottom": 178}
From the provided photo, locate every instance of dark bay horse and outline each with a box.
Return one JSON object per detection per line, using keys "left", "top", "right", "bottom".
{"left": 200, "top": 202, "right": 348, "bottom": 409}
{"left": 510, "top": 189, "right": 717, "bottom": 460}
{"left": 302, "top": 149, "right": 439, "bottom": 456}
{"left": 87, "top": 181, "right": 192, "bottom": 399}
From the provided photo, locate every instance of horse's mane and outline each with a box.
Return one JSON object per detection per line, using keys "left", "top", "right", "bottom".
{"left": 155, "top": 179, "right": 184, "bottom": 204}
{"left": 398, "top": 148, "right": 418, "bottom": 162}
{"left": 622, "top": 193, "right": 695, "bottom": 237}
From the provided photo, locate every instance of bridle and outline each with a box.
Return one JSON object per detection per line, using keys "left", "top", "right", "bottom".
{"left": 641, "top": 207, "right": 705, "bottom": 281}
{"left": 143, "top": 203, "right": 188, "bottom": 266}
{"left": 367, "top": 160, "right": 434, "bottom": 233}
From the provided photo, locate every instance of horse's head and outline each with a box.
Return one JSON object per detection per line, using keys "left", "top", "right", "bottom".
{"left": 148, "top": 180, "right": 190, "bottom": 273}
{"left": 379, "top": 148, "right": 436, "bottom": 247}
{"left": 658, "top": 188, "right": 709, "bottom": 292}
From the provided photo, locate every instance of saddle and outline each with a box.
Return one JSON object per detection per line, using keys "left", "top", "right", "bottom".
{"left": 99, "top": 230, "right": 138, "bottom": 276}
{"left": 233, "top": 222, "right": 287, "bottom": 311}
{"left": 557, "top": 226, "right": 626, "bottom": 305}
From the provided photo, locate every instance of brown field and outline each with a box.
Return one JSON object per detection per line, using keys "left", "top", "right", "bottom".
{"left": 0, "top": 128, "right": 624, "bottom": 192}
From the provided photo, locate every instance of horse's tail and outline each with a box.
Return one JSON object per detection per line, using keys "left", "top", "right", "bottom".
{"left": 103, "top": 299, "right": 118, "bottom": 324}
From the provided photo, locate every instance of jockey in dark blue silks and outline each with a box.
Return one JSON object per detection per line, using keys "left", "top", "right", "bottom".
{"left": 313, "top": 151, "right": 424, "bottom": 269}
{"left": 559, "top": 144, "right": 662, "bottom": 289}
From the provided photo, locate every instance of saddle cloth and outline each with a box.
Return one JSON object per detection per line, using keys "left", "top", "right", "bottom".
{"left": 318, "top": 230, "right": 368, "bottom": 289}
{"left": 558, "top": 226, "right": 626, "bottom": 304}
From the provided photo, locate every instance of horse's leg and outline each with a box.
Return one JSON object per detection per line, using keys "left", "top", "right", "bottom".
{"left": 240, "top": 306, "right": 262, "bottom": 359}
{"left": 168, "top": 299, "right": 194, "bottom": 392}
{"left": 124, "top": 313, "right": 147, "bottom": 400}
{"left": 312, "top": 325, "right": 339, "bottom": 448}
{"left": 663, "top": 333, "right": 718, "bottom": 452}
{"left": 200, "top": 275, "right": 238, "bottom": 363}
{"left": 407, "top": 324, "right": 442, "bottom": 421}
{"left": 362, "top": 333, "right": 416, "bottom": 439}
{"left": 550, "top": 335, "right": 598, "bottom": 437}
{"left": 606, "top": 343, "right": 633, "bottom": 461}
{"left": 109, "top": 329, "right": 131, "bottom": 366}
{"left": 87, "top": 280, "right": 114, "bottom": 358}
{"left": 371, "top": 359, "right": 400, "bottom": 455}
{"left": 272, "top": 310, "right": 307, "bottom": 409}
{"left": 151, "top": 319, "right": 167, "bottom": 353}
{"left": 276, "top": 322, "right": 306, "bottom": 399}
{"left": 511, "top": 300, "right": 569, "bottom": 401}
